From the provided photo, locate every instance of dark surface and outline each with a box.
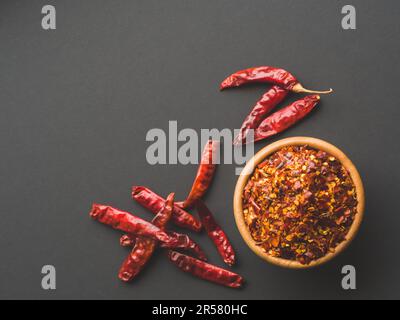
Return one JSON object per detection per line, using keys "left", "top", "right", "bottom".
{"left": 1, "top": 0, "right": 399, "bottom": 299}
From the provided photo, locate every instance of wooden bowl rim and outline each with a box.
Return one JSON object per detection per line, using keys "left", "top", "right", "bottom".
{"left": 233, "top": 137, "right": 365, "bottom": 269}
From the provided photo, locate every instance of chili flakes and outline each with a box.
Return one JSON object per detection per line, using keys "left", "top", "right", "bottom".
{"left": 243, "top": 145, "right": 357, "bottom": 265}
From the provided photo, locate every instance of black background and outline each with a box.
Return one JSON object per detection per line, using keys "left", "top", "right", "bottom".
{"left": 1, "top": 0, "right": 399, "bottom": 299}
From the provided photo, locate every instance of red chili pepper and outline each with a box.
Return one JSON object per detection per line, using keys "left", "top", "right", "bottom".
{"left": 159, "top": 232, "right": 204, "bottom": 253}
{"left": 118, "top": 193, "right": 175, "bottom": 282}
{"left": 119, "top": 237, "right": 157, "bottom": 282}
{"left": 195, "top": 200, "right": 236, "bottom": 266}
{"left": 167, "top": 251, "right": 243, "bottom": 289}
{"left": 120, "top": 234, "right": 134, "bottom": 247}
{"left": 233, "top": 86, "right": 288, "bottom": 145}
{"left": 90, "top": 204, "right": 194, "bottom": 249}
{"left": 179, "top": 140, "right": 219, "bottom": 209}
{"left": 120, "top": 232, "right": 207, "bottom": 262}
{"left": 220, "top": 66, "right": 332, "bottom": 94}
{"left": 161, "top": 232, "right": 207, "bottom": 261}
{"left": 132, "top": 186, "right": 202, "bottom": 232}
{"left": 254, "top": 95, "right": 321, "bottom": 143}
{"left": 90, "top": 204, "right": 172, "bottom": 243}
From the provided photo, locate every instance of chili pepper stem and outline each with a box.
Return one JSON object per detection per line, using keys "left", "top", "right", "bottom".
{"left": 292, "top": 83, "right": 333, "bottom": 95}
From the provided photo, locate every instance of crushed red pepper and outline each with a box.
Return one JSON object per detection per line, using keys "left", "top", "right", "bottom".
{"left": 242, "top": 145, "right": 358, "bottom": 265}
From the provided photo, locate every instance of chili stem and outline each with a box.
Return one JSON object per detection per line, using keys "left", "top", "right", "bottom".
{"left": 291, "top": 83, "right": 333, "bottom": 95}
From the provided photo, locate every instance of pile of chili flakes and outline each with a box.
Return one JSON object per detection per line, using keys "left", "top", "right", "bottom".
{"left": 243, "top": 145, "right": 358, "bottom": 265}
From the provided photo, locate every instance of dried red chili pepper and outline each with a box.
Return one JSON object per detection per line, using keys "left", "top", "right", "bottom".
{"left": 120, "top": 234, "right": 134, "bottom": 247}
{"left": 118, "top": 193, "right": 175, "bottom": 282}
{"left": 132, "top": 186, "right": 202, "bottom": 232}
{"left": 90, "top": 204, "right": 172, "bottom": 243}
{"left": 167, "top": 251, "right": 243, "bottom": 288}
{"left": 90, "top": 204, "right": 194, "bottom": 249}
{"left": 195, "top": 200, "right": 235, "bottom": 266}
{"left": 253, "top": 95, "right": 321, "bottom": 143}
{"left": 233, "top": 86, "right": 288, "bottom": 145}
{"left": 220, "top": 66, "right": 332, "bottom": 94}
{"left": 160, "top": 231, "right": 207, "bottom": 261}
{"left": 179, "top": 140, "right": 219, "bottom": 209}
{"left": 119, "top": 237, "right": 156, "bottom": 281}
{"left": 120, "top": 231, "right": 207, "bottom": 262}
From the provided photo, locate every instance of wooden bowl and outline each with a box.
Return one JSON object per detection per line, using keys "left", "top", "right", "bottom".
{"left": 233, "top": 137, "right": 365, "bottom": 269}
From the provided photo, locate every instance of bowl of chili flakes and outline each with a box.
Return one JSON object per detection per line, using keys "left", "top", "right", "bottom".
{"left": 233, "top": 137, "right": 365, "bottom": 268}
